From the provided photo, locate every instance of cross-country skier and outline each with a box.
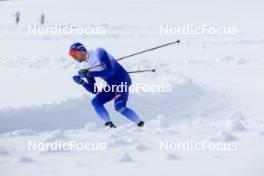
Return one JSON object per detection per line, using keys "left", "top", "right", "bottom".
{"left": 69, "top": 42, "right": 145, "bottom": 128}
{"left": 40, "top": 13, "right": 45, "bottom": 25}
{"left": 14, "top": 11, "right": 20, "bottom": 26}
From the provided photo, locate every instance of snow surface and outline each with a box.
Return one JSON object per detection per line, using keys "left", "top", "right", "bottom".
{"left": 1, "top": 0, "right": 264, "bottom": 175}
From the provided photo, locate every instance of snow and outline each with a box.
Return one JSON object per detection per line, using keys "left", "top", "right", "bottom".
{"left": 210, "top": 131, "right": 239, "bottom": 142}
{"left": 15, "top": 156, "right": 36, "bottom": 164}
{"left": 118, "top": 153, "right": 133, "bottom": 162}
{"left": 1, "top": 0, "right": 264, "bottom": 175}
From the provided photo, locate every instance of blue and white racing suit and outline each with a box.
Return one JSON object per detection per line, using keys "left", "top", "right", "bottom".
{"left": 80, "top": 48, "right": 142, "bottom": 124}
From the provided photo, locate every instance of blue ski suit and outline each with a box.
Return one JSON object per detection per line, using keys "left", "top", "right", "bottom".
{"left": 79, "top": 48, "right": 142, "bottom": 124}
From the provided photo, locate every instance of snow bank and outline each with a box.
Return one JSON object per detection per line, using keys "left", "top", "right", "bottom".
{"left": 4, "top": 129, "right": 37, "bottom": 137}
{"left": 166, "top": 153, "right": 182, "bottom": 160}
{"left": 118, "top": 152, "right": 133, "bottom": 162}
{"left": 223, "top": 111, "right": 247, "bottom": 131}
{"left": 0, "top": 147, "right": 11, "bottom": 156}
{"left": 44, "top": 129, "right": 69, "bottom": 143}
{"left": 0, "top": 76, "right": 228, "bottom": 133}
{"left": 210, "top": 131, "right": 238, "bottom": 142}
{"left": 15, "top": 156, "right": 36, "bottom": 164}
{"left": 0, "top": 95, "right": 99, "bottom": 133}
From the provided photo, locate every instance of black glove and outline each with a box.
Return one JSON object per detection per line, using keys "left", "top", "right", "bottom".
{"left": 78, "top": 69, "right": 91, "bottom": 78}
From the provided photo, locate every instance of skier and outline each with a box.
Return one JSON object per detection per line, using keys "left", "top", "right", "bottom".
{"left": 69, "top": 42, "right": 145, "bottom": 128}
{"left": 40, "top": 13, "right": 45, "bottom": 25}
{"left": 14, "top": 11, "right": 20, "bottom": 26}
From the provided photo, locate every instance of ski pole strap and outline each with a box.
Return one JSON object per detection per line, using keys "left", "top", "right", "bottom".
{"left": 128, "top": 69, "right": 156, "bottom": 74}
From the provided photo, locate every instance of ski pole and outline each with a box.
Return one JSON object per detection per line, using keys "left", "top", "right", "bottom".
{"left": 117, "top": 40, "right": 180, "bottom": 62}
{"left": 128, "top": 69, "right": 156, "bottom": 74}
{"left": 88, "top": 40, "right": 180, "bottom": 70}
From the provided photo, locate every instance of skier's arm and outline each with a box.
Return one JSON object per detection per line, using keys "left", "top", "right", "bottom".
{"left": 73, "top": 75, "right": 97, "bottom": 94}
{"left": 82, "top": 81, "right": 97, "bottom": 94}
{"left": 83, "top": 76, "right": 98, "bottom": 94}
{"left": 89, "top": 48, "right": 114, "bottom": 77}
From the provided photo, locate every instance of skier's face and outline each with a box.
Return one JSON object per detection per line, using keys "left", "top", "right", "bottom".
{"left": 70, "top": 51, "right": 87, "bottom": 63}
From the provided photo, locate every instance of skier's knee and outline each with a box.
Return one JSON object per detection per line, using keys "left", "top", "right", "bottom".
{"left": 114, "top": 102, "right": 126, "bottom": 113}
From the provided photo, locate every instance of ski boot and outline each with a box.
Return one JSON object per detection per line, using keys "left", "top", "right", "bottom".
{"left": 105, "top": 121, "right": 117, "bottom": 128}
{"left": 137, "top": 121, "right": 145, "bottom": 128}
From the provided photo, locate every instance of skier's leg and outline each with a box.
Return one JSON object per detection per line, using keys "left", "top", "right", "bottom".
{"left": 91, "top": 89, "right": 115, "bottom": 123}
{"left": 114, "top": 91, "right": 143, "bottom": 125}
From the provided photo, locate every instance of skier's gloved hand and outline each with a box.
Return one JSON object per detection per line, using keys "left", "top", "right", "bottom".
{"left": 78, "top": 69, "right": 91, "bottom": 78}
{"left": 72, "top": 75, "right": 85, "bottom": 85}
